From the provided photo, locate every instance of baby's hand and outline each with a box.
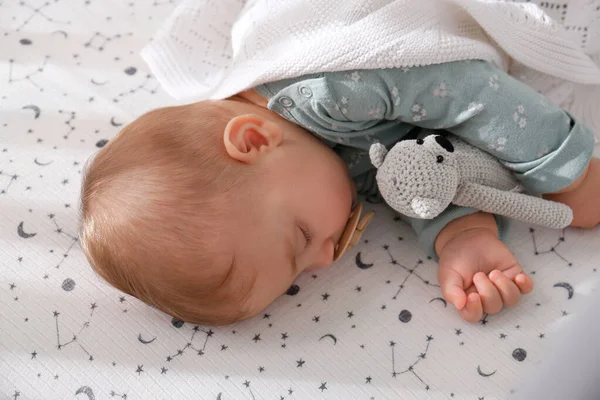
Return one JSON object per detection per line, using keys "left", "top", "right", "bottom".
{"left": 435, "top": 214, "right": 534, "bottom": 323}
{"left": 545, "top": 158, "right": 600, "bottom": 229}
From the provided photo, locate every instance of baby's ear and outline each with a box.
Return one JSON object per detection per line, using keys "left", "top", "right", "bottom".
{"left": 369, "top": 143, "right": 388, "bottom": 168}
{"left": 224, "top": 114, "right": 283, "bottom": 163}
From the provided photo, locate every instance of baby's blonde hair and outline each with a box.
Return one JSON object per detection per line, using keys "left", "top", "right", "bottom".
{"left": 80, "top": 102, "right": 254, "bottom": 325}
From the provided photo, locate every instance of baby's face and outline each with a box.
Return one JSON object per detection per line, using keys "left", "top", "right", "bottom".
{"left": 220, "top": 99, "right": 356, "bottom": 318}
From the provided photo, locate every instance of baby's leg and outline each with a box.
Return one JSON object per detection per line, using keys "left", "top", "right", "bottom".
{"left": 439, "top": 61, "right": 598, "bottom": 226}
{"left": 415, "top": 61, "right": 596, "bottom": 204}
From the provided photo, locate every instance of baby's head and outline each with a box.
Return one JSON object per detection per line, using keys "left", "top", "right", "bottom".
{"left": 80, "top": 98, "right": 355, "bottom": 325}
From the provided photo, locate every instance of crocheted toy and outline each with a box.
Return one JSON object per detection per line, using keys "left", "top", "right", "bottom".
{"left": 369, "top": 135, "right": 573, "bottom": 229}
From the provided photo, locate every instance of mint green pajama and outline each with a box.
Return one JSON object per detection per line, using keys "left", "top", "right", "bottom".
{"left": 254, "top": 60, "right": 594, "bottom": 256}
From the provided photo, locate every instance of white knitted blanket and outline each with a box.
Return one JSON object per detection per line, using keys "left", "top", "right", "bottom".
{"left": 141, "top": 0, "right": 600, "bottom": 102}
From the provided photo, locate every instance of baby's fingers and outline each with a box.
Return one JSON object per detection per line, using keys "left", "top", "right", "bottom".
{"left": 458, "top": 292, "right": 483, "bottom": 323}
{"left": 473, "top": 272, "right": 503, "bottom": 314}
{"left": 489, "top": 270, "right": 520, "bottom": 307}
{"left": 439, "top": 267, "right": 467, "bottom": 310}
{"left": 500, "top": 264, "right": 524, "bottom": 280}
{"left": 515, "top": 273, "right": 534, "bottom": 294}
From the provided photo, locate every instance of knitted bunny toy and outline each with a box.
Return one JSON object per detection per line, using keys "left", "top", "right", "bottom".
{"left": 369, "top": 135, "right": 573, "bottom": 229}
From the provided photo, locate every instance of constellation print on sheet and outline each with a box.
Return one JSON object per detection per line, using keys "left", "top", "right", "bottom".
{"left": 383, "top": 245, "right": 439, "bottom": 299}
{"left": 12, "top": 0, "right": 70, "bottom": 32}
{"left": 53, "top": 303, "right": 97, "bottom": 361}
{"left": 47, "top": 213, "right": 79, "bottom": 271}
{"left": 58, "top": 110, "right": 76, "bottom": 139}
{"left": 238, "top": 380, "right": 292, "bottom": 400}
{"left": 113, "top": 74, "right": 159, "bottom": 103}
{"left": 109, "top": 390, "right": 128, "bottom": 399}
{"left": 529, "top": 228, "right": 572, "bottom": 268}
{"left": 243, "top": 381, "right": 257, "bottom": 400}
{"left": 0, "top": 170, "right": 18, "bottom": 194}
{"left": 84, "top": 32, "right": 133, "bottom": 51}
{"left": 390, "top": 335, "right": 434, "bottom": 390}
{"left": 163, "top": 326, "right": 214, "bottom": 365}
{"left": 8, "top": 56, "right": 50, "bottom": 92}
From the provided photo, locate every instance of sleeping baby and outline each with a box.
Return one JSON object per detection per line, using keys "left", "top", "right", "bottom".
{"left": 79, "top": 59, "right": 599, "bottom": 325}
{"left": 80, "top": 0, "right": 600, "bottom": 325}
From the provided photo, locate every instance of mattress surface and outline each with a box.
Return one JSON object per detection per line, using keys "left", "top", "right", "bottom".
{"left": 1, "top": 1, "right": 599, "bottom": 399}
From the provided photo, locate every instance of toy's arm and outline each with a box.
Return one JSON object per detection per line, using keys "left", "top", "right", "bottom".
{"left": 454, "top": 182, "right": 573, "bottom": 229}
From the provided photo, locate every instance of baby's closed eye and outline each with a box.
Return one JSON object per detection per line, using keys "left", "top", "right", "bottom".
{"left": 298, "top": 225, "right": 312, "bottom": 248}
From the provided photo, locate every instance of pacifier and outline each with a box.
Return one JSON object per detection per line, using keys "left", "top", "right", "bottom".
{"left": 333, "top": 203, "right": 375, "bottom": 261}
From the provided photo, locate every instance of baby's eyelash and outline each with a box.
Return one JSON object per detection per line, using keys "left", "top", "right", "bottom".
{"left": 300, "top": 226, "right": 312, "bottom": 245}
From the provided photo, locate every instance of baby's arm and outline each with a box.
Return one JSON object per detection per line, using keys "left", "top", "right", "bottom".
{"left": 373, "top": 61, "right": 596, "bottom": 318}
{"left": 434, "top": 212, "right": 533, "bottom": 322}
{"left": 404, "top": 206, "right": 534, "bottom": 321}
{"left": 427, "top": 157, "right": 596, "bottom": 322}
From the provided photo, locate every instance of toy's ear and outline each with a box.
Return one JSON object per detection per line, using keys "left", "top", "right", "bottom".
{"left": 369, "top": 143, "right": 388, "bottom": 168}
{"left": 410, "top": 197, "right": 443, "bottom": 219}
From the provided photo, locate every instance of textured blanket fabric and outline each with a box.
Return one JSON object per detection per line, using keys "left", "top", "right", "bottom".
{"left": 1, "top": 1, "right": 599, "bottom": 400}
{"left": 142, "top": 0, "right": 600, "bottom": 137}
{"left": 141, "top": 0, "right": 600, "bottom": 99}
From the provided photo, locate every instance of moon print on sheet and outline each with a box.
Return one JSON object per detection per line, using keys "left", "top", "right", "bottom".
{"left": 319, "top": 334, "right": 338, "bottom": 345}
{"left": 90, "top": 78, "right": 108, "bottom": 86}
{"left": 429, "top": 297, "right": 447, "bottom": 307}
{"left": 52, "top": 30, "right": 68, "bottom": 38}
{"left": 22, "top": 105, "right": 41, "bottom": 119}
{"left": 20, "top": 38, "right": 32, "bottom": 45}
{"left": 553, "top": 282, "right": 574, "bottom": 299}
{"left": 75, "top": 386, "right": 96, "bottom": 400}
{"left": 138, "top": 334, "right": 157, "bottom": 344}
{"left": 355, "top": 252, "right": 374, "bottom": 269}
{"left": 398, "top": 309, "right": 412, "bottom": 323}
{"left": 477, "top": 365, "right": 497, "bottom": 377}
{"left": 96, "top": 139, "right": 108, "bottom": 148}
{"left": 62, "top": 278, "right": 76, "bottom": 292}
{"left": 17, "top": 222, "right": 37, "bottom": 239}
{"left": 110, "top": 117, "right": 124, "bottom": 127}
{"left": 286, "top": 284, "right": 300, "bottom": 296}
{"left": 512, "top": 348, "right": 527, "bottom": 362}
{"left": 34, "top": 158, "right": 53, "bottom": 166}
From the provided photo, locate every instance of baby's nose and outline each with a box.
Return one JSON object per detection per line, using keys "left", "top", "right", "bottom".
{"left": 313, "top": 239, "right": 335, "bottom": 269}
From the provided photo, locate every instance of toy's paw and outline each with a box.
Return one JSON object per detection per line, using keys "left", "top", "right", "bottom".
{"left": 411, "top": 197, "right": 443, "bottom": 219}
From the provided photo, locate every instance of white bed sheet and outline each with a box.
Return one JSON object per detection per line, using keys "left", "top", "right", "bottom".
{"left": 1, "top": 1, "right": 599, "bottom": 399}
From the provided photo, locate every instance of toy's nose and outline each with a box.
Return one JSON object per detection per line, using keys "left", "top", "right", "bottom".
{"left": 434, "top": 135, "right": 454, "bottom": 153}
